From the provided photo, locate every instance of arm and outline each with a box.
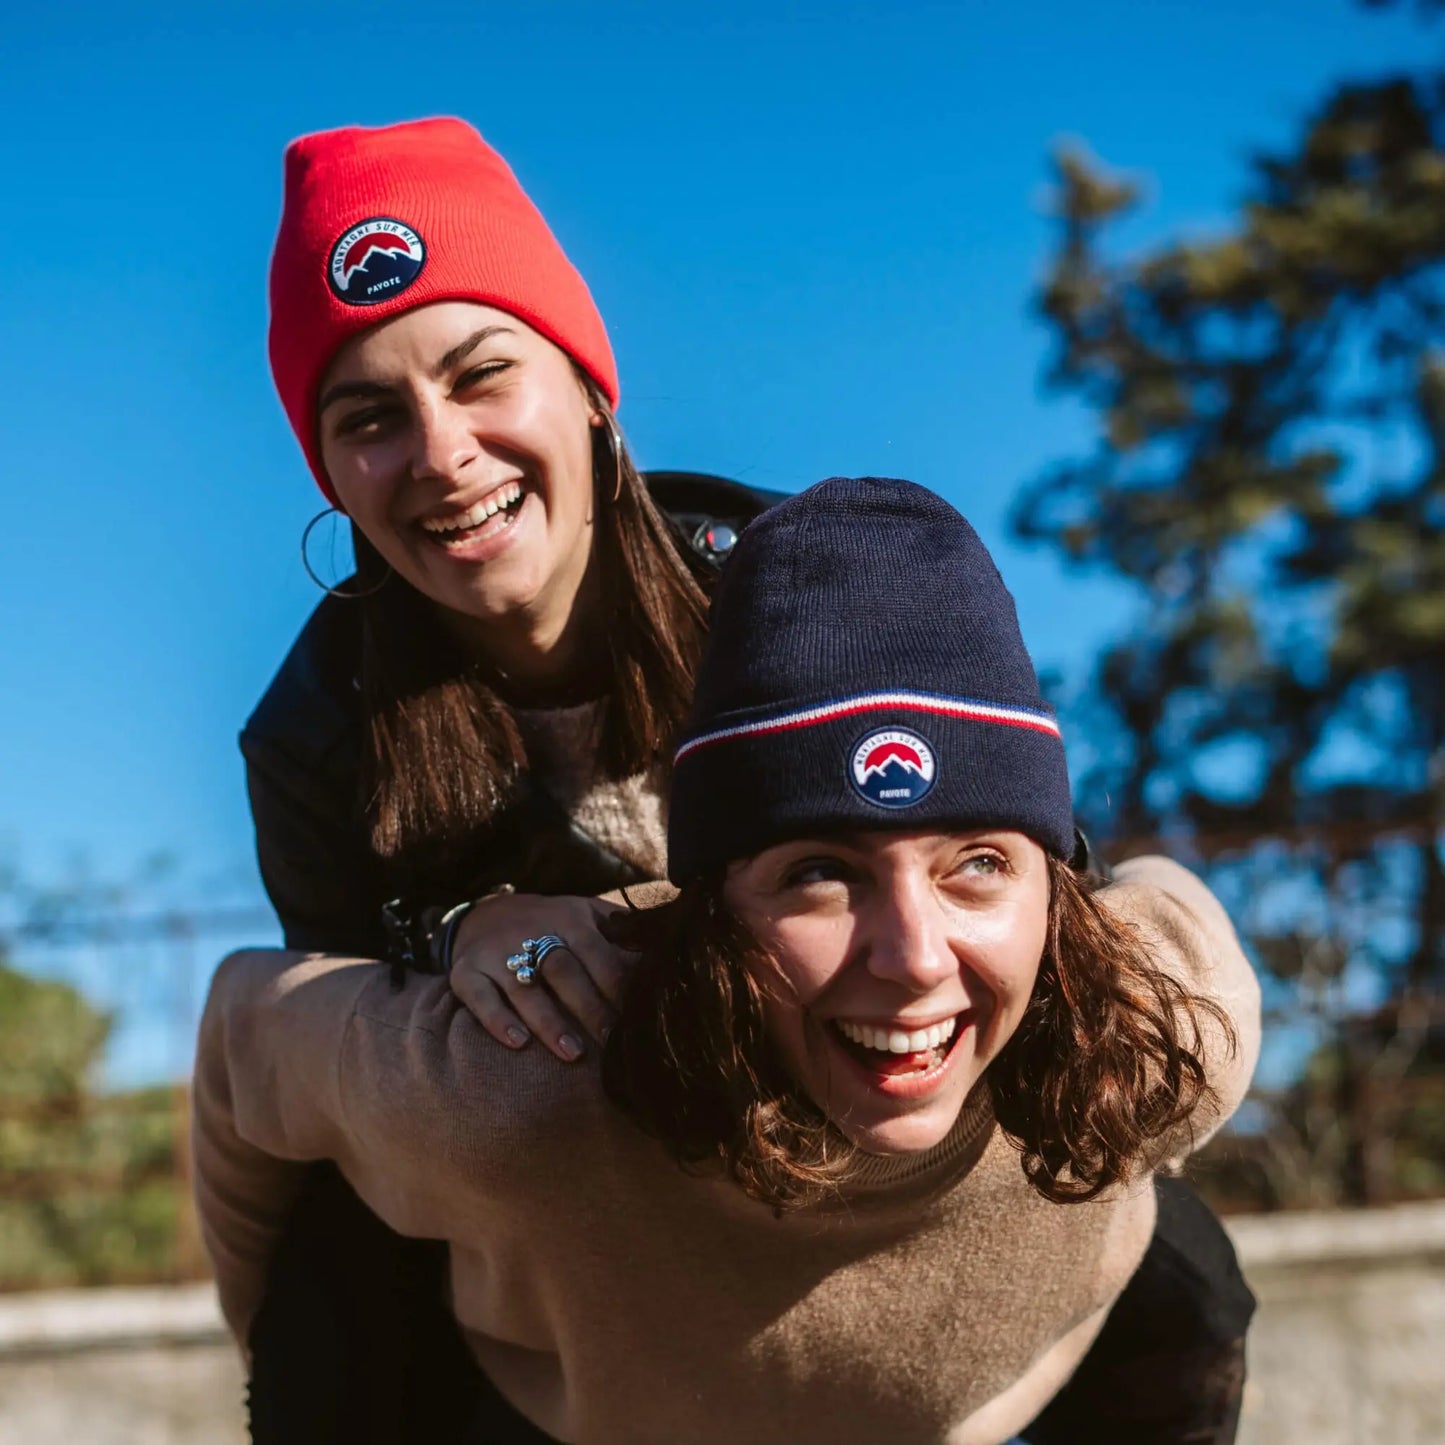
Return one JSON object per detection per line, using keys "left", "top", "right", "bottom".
{"left": 243, "top": 732, "right": 387, "bottom": 957}
{"left": 193, "top": 950, "right": 483, "bottom": 1353}
{"left": 240, "top": 594, "right": 389, "bottom": 957}
{"left": 1099, "top": 855, "right": 1262, "bottom": 1157}
{"left": 193, "top": 950, "right": 372, "bottom": 1352}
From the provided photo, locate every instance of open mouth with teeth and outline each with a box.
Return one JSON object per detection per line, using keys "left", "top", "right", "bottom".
{"left": 829, "top": 1015, "right": 963, "bottom": 1078}
{"left": 418, "top": 482, "right": 526, "bottom": 549}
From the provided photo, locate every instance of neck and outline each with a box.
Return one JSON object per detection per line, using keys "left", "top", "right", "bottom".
{"left": 443, "top": 557, "right": 608, "bottom": 707}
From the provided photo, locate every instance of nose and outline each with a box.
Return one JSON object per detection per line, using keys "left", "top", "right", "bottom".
{"left": 861, "top": 868, "right": 955, "bottom": 993}
{"left": 410, "top": 397, "right": 479, "bottom": 485}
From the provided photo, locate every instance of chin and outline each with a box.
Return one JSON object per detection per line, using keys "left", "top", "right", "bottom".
{"left": 836, "top": 1096, "right": 972, "bottom": 1157}
{"left": 799, "top": 1010, "right": 989, "bottom": 1157}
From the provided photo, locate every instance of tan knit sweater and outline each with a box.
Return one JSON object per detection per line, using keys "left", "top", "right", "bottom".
{"left": 193, "top": 856, "right": 1259, "bottom": 1445}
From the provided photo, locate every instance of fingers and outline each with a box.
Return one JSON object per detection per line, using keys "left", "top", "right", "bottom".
{"left": 447, "top": 896, "right": 642, "bottom": 1061}
{"left": 527, "top": 945, "right": 617, "bottom": 1048}
{"left": 451, "top": 972, "right": 533, "bottom": 1051}
{"left": 578, "top": 904, "right": 637, "bottom": 1005}
{"left": 496, "top": 976, "right": 589, "bottom": 1062}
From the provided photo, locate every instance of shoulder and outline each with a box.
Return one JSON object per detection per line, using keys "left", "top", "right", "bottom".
{"left": 240, "top": 593, "right": 364, "bottom": 771}
{"left": 203, "top": 950, "right": 611, "bottom": 1184}
{"left": 344, "top": 969, "right": 613, "bottom": 1156}
{"left": 1101, "top": 856, "right": 1252, "bottom": 1000}
{"left": 1100, "top": 855, "right": 1262, "bottom": 1141}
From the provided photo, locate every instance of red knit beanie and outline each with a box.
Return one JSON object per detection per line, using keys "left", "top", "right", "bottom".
{"left": 268, "top": 117, "right": 619, "bottom": 504}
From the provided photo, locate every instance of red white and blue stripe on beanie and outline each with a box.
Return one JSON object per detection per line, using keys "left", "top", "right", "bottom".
{"left": 674, "top": 690, "right": 1060, "bottom": 763}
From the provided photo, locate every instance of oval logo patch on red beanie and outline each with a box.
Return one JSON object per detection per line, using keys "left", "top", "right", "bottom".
{"left": 328, "top": 217, "right": 426, "bottom": 306}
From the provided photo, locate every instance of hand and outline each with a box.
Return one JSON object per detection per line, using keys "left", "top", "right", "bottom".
{"left": 447, "top": 893, "right": 637, "bottom": 1061}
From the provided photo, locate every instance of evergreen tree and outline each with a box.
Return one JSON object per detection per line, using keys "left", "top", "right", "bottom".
{"left": 1015, "top": 3, "right": 1444, "bottom": 1203}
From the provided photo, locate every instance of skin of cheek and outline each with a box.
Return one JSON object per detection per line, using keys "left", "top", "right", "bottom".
{"left": 951, "top": 896, "right": 1048, "bottom": 1068}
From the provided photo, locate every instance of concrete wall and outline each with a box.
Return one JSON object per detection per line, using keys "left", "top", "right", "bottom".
{"left": 1, "top": 1202, "right": 1442, "bottom": 1443}
{"left": 1230, "top": 1201, "right": 1445, "bottom": 1445}
{"left": 0, "top": 1285, "right": 242, "bottom": 1445}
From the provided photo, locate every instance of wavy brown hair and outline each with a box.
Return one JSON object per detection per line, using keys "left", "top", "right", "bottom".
{"left": 601, "top": 857, "right": 1236, "bottom": 1212}
{"left": 349, "top": 384, "right": 711, "bottom": 899}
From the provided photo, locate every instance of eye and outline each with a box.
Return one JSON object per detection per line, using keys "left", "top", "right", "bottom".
{"left": 455, "top": 360, "right": 512, "bottom": 393}
{"left": 953, "top": 850, "right": 1009, "bottom": 882}
{"left": 781, "top": 856, "right": 854, "bottom": 889}
{"left": 332, "top": 402, "right": 403, "bottom": 440}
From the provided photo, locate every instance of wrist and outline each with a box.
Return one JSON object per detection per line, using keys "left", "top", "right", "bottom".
{"left": 382, "top": 884, "right": 517, "bottom": 978}
{"left": 435, "top": 900, "right": 476, "bottom": 974}
{"left": 444, "top": 883, "right": 520, "bottom": 971}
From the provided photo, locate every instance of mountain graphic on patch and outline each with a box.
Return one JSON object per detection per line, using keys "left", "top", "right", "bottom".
{"left": 850, "top": 728, "right": 937, "bottom": 808}
{"left": 328, "top": 218, "right": 426, "bottom": 306}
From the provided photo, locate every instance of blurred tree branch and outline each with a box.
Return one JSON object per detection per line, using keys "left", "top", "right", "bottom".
{"left": 1016, "top": 6, "right": 1445, "bottom": 1205}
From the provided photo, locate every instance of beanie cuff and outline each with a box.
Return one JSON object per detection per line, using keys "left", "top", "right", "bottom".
{"left": 668, "top": 694, "right": 1075, "bottom": 882}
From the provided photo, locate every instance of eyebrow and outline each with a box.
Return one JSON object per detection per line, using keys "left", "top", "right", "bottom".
{"left": 317, "top": 379, "right": 391, "bottom": 414}
{"left": 437, "top": 324, "right": 515, "bottom": 375}
{"left": 316, "top": 325, "right": 518, "bottom": 415}
{"left": 781, "top": 831, "right": 871, "bottom": 852}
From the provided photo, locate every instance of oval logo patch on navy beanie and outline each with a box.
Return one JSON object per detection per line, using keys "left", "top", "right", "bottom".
{"left": 328, "top": 217, "right": 426, "bottom": 305}
{"left": 850, "top": 728, "right": 938, "bottom": 808}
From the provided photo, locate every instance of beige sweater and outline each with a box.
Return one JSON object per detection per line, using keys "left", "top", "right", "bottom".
{"left": 193, "top": 856, "right": 1259, "bottom": 1445}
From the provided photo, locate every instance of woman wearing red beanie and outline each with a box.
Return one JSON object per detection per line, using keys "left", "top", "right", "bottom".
{"left": 241, "top": 121, "right": 1255, "bottom": 1443}
{"left": 248, "top": 115, "right": 782, "bottom": 1440}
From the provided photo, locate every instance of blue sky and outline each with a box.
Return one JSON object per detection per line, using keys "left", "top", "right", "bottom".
{"left": 2, "top": 0, "right": 1432, "bottom": 926}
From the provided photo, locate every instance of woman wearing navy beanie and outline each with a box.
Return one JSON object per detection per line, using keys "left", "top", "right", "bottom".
{"left": 200, "top": 477, "right": 1260, "bottom": 1443}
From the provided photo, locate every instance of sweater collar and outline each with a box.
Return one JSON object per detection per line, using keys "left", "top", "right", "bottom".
{"left": 830, "top": 1084, "right": 996, "bottom": 1199}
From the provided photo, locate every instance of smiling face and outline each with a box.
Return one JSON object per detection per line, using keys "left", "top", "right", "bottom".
{"left": 316, "top": 300, "right": 601, "bottom": 671}
{"left": 722, "top": 829, "right": 1050, "bottom": 1156}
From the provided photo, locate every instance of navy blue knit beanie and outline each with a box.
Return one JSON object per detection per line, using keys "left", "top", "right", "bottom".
{"left": 667, "top": 477, "right": 1075, "bottom": 882}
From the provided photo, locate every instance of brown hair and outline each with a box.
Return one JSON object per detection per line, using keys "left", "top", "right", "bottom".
{"left": 602, "top": 857, "right": 1236, "bottom": 1211}
{"left": 351, "top": 386, "right": 710, "bottom": 898}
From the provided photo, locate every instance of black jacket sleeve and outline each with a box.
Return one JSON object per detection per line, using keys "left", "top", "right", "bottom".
{"left": 241, "top": 594, "right": 389, "bottom": 958}
{"left": 243, "top": 731, "right": 385, "bottom": 959}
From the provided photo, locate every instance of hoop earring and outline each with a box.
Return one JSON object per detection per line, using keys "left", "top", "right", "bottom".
{"left": 300, "top": 508, "right": 392, "bottom": 599}
{"left": 600, "top": 411, "right": 624, "bottom": 504}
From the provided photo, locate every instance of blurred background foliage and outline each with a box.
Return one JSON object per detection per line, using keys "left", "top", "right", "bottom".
{"left": 1015, "top": 0, "right": 1445, "bottom": 1206}
{"left": 0, "top": 951, "right": 193, "bottom": 1288}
